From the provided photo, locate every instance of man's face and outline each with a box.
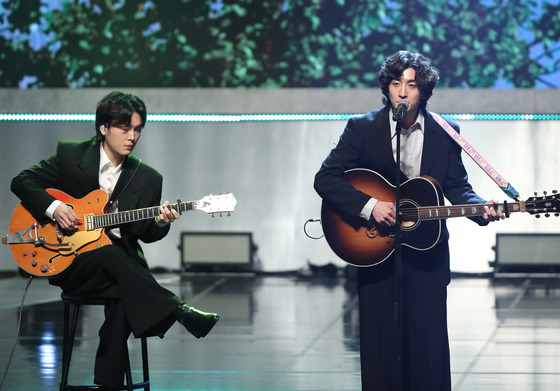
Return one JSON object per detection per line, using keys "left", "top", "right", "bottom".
{"left": 388, "top": 67, "right": 421, "bottom": 116}
{"left": 100, "top": 111, "right": 142, "bottom": 165}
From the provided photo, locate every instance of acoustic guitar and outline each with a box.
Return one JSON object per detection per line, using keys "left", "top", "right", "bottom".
{"left": 321, "top": 168, "right": 559, "bottom": 267}
{"left": 3, "top": 189, "right": 237, "bottom": 276}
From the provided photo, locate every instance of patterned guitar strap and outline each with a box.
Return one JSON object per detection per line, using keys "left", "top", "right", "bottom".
{"left": 430, "top": 111, "right": 520, "bottom": 201}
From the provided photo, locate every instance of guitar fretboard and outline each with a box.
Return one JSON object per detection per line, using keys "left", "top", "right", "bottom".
{"left": 417, "top": 202, "right": 524, "bottom": 221}
{"left": 89, "top": 201, "right": 195, "bottom": 229}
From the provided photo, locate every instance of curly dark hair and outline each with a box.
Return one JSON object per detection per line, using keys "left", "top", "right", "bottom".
{"left": 378, "top": 50, "right": 439, "bottom": 109}
{"left": 94, "top": 91, "right": 147, "bottom": 143}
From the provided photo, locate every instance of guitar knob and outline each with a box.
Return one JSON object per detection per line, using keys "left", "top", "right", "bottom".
{"left": 40, "top": 264, "right": 49, "bottom": 274}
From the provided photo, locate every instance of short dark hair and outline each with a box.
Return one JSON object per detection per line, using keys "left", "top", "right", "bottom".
{"left": 378, "top": 50, "right": 439, "bottom": 109}
{"left": 95, "top": 91, "right": 147, "bottom": 143}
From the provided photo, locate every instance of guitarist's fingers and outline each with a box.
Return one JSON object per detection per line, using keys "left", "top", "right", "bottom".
{"left": 54, "top": 204, "right": 80, "bottom": 229}
{"left": 158, "top": 202, "right": 170, "bottom": 222}
{"left": 491, "top": 200, "right": 505, "bottom": 220}
{"left": 372, "top": 201, "right": 397, "bottom": 226}
{"left": 158, "top": 202, "right": 180, "bottom": 223}
{"left": 483, "top": 202, "right": 504, "bottom": 221}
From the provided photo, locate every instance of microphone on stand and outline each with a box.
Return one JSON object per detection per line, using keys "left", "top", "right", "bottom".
{"left": 392, "top": 100, "right": 409, "bottom": 122}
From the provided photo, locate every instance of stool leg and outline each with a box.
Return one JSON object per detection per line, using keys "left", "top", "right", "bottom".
{"left": 60, "top": 303, "right": 80, "bottom": 391}
{"left": 124, "top": 349, "right": 133, "bottom": 391}
{"left": 141, "top": 337, "right": 150, "bottom": 390}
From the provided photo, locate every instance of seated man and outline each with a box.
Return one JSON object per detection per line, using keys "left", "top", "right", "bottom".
{"left": 11, "top": 91, "right": 220, "bottom": 388}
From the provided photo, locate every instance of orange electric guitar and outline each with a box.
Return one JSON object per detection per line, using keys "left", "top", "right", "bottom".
{"left": 321, "top": 168, "right": 559, "bottom": 267}
{"left": 3, "top": 189, "right": 237, "bottom": 277}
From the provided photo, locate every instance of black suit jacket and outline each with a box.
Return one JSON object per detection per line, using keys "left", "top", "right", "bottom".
{"left": 314, "top": 106, "right": 488, "bottom": 283}
{"left": 11, "top": 137, "right": 170, "bottom": 268}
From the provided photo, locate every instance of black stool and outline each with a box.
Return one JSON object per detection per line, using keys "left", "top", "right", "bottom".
{"left": 60, "top": 293, "right": 150, "bottom": 391}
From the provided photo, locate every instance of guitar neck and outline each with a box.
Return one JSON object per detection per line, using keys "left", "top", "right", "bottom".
{"left": 90, "top": 201, "right": 195, "bottom": 229}
{"left": 418, "top": 201, "right": 525, "bottom": 221}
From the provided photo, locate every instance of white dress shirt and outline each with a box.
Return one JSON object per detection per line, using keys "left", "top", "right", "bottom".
{"left": 359, "top": 110, "right": 425, "bottom": 220}
{"left": 98, "top": 146, "right": 123, "bottom": 237}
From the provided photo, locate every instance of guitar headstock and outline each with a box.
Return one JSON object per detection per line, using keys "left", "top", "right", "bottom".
{"left": 196, "top": 193, "right": 237, "bottom": 216}
{"left": 525, "top": 190, "right": 560, "bottom": 218}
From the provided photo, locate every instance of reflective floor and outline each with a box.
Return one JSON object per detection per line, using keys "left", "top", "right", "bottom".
{"left": 0, "top": 270, "right": 559, "bottom": 390}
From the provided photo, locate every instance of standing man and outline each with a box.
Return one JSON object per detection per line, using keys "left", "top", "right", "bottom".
{"left": 314, "top": 51, "right": 503, "bottom": 390}
{"left": 11, "top": 91, "right": 220, "bottom": 389}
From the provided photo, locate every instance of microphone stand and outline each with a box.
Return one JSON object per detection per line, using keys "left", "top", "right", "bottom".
{"left": 393, "top": 116, "right": 404, "bottom": 391}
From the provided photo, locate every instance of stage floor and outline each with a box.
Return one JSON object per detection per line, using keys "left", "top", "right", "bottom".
{"left": 0, "top": 271, "right": 559, "bottom": 390}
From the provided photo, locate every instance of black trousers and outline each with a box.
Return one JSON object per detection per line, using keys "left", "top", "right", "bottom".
{"left": 357, "top": 243, "right": 452, "bottom": 391}
{"left": 50, "top": 245, "right": 181, "bottom": 388}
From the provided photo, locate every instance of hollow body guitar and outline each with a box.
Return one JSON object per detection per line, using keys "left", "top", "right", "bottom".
{"left": 4, "top": 189, "right": 237, "bottom": 277}
{"left": 320, "top": 168, "right": 558, "bottom": 267}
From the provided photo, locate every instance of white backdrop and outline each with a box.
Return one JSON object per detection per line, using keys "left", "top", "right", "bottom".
{"left": 0, "top": 89, "right": 558, "bottom": 274}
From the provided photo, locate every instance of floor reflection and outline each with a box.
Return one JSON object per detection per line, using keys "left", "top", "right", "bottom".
{"left": 1, "top": 274, "right": 559, "bottom": 390}
{"left": 15, "top": 303, "right": 63, "bottom": 389}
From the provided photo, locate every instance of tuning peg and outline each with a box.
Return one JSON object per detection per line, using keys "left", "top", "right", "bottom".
{"left": 544, "top": 191, "right": 548, "bottom": 196}
{"left": 553, "top": 190, "right": 558, "bottom": 194}
{"left": 534, "top": 192, "right": 538, "bottom": 197}
{"left": 535, "top": 214, "right": 541, "bottom": 218}
{"left": 555, "top": 213, "right": 559, "bottom": 217}
{"left": 545, "top": 213, "right": 550, "bottom": 218}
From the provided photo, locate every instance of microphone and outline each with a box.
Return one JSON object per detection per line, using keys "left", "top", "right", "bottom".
{"left": 392, "top": 100, "right": 409, "bottom": 122}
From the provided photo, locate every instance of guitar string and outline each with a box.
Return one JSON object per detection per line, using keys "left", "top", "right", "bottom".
{"left": 29, "top": 201, "right": 190, "bottom": 236}
{"left": 397, "top": 204, "right": 515, "bottom": 221}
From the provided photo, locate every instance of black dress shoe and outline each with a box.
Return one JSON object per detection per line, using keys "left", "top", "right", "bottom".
{"left": 177, "top": 304, "right": 220, "bottom": 338}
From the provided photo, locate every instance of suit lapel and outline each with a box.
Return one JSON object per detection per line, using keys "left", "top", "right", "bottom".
{"left": 109, "top": 155, "right": 141, "bottom": 210}
{"left": 76, "top": 141, "right": 101, "bottom": 196}
{"left": 372, "top": 107, "right": 399, "bottom": 179}
{"left": 420, "top": 111, "right": 443, "bottom": 176}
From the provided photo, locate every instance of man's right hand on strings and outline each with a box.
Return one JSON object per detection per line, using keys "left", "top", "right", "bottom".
{"left": 53, "top": 203, "right": 81, "bottom": 230}
{"left": 372, "top": 200, "right": 398, "bottom": 227}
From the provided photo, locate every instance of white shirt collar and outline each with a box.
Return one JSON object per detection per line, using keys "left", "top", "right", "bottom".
{"left": 390, "top": 110, "right": 425, "bottom": 138}
{"left": 99, "top": 144, "right": 123, "bottom": 174}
